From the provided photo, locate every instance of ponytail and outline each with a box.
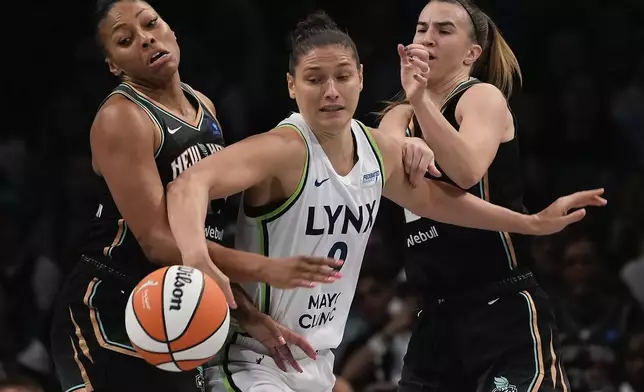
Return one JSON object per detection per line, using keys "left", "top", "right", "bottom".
{"left": 473, "top": 15, "right": 522, "bottom": 98}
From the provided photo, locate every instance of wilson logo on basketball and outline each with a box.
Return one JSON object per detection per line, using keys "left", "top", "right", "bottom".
{"left": 169, "top": 266, "right": 195, "bottom": 311}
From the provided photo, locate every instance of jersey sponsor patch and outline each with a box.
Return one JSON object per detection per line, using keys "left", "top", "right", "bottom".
{"left": 361, "top": 170, "right": 380, "bottom": 187}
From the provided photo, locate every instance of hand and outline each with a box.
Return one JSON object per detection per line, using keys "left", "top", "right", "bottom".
{"left": 184, "top": 254, "right": 237, "bottom": 309}
{"left": 530, "top": 189, "right": 607, "bottom": 235}
{"left": 238, "top": 311, "right": 317, "bottom": 373}
{"left": 402, "top": 137, "right": 441, "bottom": 187}
{"left": 260, "top": 256, "right": 344, "bottom": 289}
{"left": 398, "top": 44, "right": 430, "bottom": 104}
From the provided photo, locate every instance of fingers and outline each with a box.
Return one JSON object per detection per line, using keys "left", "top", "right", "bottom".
{"left": 410, "top": 57, "right": 430, "bottom": 74}
{"left": 222, "top": 283, "right": 238, "bottom": 309}
{"left": 563, "top": 208, "right": 586, "bottom": 225}
{"left": 428, "top": 160, "right": 442, "bottom": 177}
{"left": 284, "top": 328, "right": 318, "bottom": 360}
{"left": 270, "top": 347, "right": 288, "bottom": 372}
{"left": 397, "top": 44, "right": 408, "bottom": 64}
{"left": 406, "top": 47, "right": 430, "bottom": 62}
{"left": 403, "top": 143, "right": 415, "bottom": 176}
{"left": 563, "top": 188, "right": 608, "bottom": 209}
{"left": 410, "top": 150, "right": 428, "bottom": 187}
{"left": 281, "top": 345, "right": 304, "bottom": 373}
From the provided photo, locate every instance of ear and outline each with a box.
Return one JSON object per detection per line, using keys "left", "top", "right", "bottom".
{"left": 286, "top": 72, "right": 296, "bottom": 99}
{"left": 358, "top": 64, "right": 364, "bottom": 92}
{"left": 106, "top": 58, "right": 123, "bottom": 77}
{"left": 464, "top": 44, "right": 482, "bottom": 66}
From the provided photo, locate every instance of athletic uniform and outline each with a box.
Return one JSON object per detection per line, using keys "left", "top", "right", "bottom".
{"left": 205, "top": 112, "right": 385, "bottom": 392}
{"left": 398, "top": 78, "right": 571, "bottom": 392}
{"left": 51, "top": 82, "right": 227, "bottom": 392}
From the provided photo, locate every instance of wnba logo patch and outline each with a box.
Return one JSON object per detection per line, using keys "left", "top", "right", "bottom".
{"left": 361, "top": 170, "right": 380, "bottom": 187}
{"left": 491, "top": 377, "right": 517, "bottom": 392}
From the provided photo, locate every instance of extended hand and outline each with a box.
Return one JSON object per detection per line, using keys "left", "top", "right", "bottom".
{"left": 532, "top": 189, "right": 607, "bottom": 235}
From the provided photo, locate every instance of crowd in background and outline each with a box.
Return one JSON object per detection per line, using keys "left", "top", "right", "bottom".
{"left": 1, "top": 0, "right": 643, "bottom": 391}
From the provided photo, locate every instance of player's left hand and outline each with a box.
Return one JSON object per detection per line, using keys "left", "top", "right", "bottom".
{"left": 238, "top": 312, "right": 317, "bottom": 373}
{"left": 403, "top": 137, "right": 441, "bottom": 187}
{"left": 398, "top": 44, "right": 430, "bottom": 104}
{"left": 531, "top": 189, "right": 607, "bottom": 235}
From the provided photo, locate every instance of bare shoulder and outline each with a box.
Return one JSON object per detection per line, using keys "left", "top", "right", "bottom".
{"left": 378, "top": 103, "right": 414, "bottom": 135}
{"left": 91, "top": 94, "right": 155, "bottom": 149}
{"left": 265, "top": 124, "right": 308, "bottom": 160}
{"left": 458, "top": 83, "right": 508, "bottom": 110}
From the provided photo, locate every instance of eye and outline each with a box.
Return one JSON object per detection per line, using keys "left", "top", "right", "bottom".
{"left": 147, "top": 17, "right": 158, "bottom": 28}
{"left": 118, "top": 37, "right": 131, "bottom": 46}
{"left": 416, "top": 28, "right": 427, "bottom": 33}
{"left": 307, "top": 77, "right": 321, "bottom": 84}
{"left": 337, "top": 75, "right": 350, "bottom": 81}
{"left": 438, "top": 29, "right": 450, "bottom": 34}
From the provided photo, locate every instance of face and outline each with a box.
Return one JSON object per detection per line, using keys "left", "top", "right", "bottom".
{"left": 99, "top": 1, "right": 179, "bottom": 83}
{"left": 413, "top": 1, "right": 481, "bottom": 84}
{"left": 287, "top": 45, "right": 363, "bottom": 133}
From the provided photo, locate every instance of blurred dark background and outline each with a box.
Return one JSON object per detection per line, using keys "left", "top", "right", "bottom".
{"left": 1, "top": 0, "right": 643, "bottom": 391}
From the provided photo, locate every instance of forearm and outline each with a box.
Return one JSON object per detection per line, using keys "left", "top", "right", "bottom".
{"left": 422, "top": 180, "right": 537, "bottom": 234}
{"left": 166, "top": 175, "right": 212, "bottom": 262}
{"left": 206, "top": 242, "right": 266, "bottom": 283}
{"left": 411, "top": 95, "right": 476, "bottom": 185}
{"left": 230, "top": 283, "right": 259, "bottom": 322}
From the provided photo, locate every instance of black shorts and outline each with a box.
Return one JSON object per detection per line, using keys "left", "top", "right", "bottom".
{"left": 399, "top": 280, "right": 571, "bottom": 392}
{"left": 50, "top": 256, "right": 205, "bottom": 392}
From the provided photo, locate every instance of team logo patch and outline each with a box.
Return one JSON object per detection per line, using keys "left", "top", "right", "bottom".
{"left": 491, "top": 377, "right": 517, "bottom": 392}
{"left": 361, "top": 170, "right": 380, "bottom": 186}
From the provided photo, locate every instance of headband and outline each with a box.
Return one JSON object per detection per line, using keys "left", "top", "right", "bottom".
{"left": 454, "top": 0, "right": 480, "bottom": 43}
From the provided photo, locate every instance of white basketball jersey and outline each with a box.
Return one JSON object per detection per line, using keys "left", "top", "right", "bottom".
{"left": 235, "top": 112, "right": 384, "bottom": 351}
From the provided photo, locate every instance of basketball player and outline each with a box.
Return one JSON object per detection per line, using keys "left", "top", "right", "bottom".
{"left": 379, "top": 1, "right": 578, "bottom": 391}
{"left": 165, "top": 12, "right": 606, "bottom": 392}
{"left": 50, "top": 2, "right": 342, "bottom": 392}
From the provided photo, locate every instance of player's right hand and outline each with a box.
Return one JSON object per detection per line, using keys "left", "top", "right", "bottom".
{"left": 184, "top": 254, "right": 237, "bottom": 309}
{"left": 260, "top": 256, "right": 344, "bottom": 289}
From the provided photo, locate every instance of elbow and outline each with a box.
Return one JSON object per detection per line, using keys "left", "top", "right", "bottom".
{"left": 451, "top": 169, "right": 484, "bottom": 190}
{"left": 138, "top": 229, "right": 179, "bottom": 266}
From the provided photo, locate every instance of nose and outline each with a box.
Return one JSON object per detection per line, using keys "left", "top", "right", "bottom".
{"left": 323, "top": 79, "right": 339, "bottom": 100}
{"left": 419, "top": 30, "right": 436, "bottom": 48}
{"left": 141, "top": 34, "right": 156, "bottom": 49}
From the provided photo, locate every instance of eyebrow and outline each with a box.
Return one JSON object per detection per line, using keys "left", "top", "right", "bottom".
{"left": 417, "top": 20, "right": 457, "bottom": 29}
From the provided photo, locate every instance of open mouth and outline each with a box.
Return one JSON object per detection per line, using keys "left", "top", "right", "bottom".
{"left": 150, "top": 51, "right": 169, "bottom": 64}
{"left": 320, "top": 105, "right": 344, "bottom": 113}
{"left": 428, "top": 54, "right": 436, "bottom": 60}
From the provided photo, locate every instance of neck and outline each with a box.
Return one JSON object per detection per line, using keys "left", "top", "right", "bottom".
{"left": 426, "top": 70, "right": 472, "bottom": 108}
{"left": 314, "top": 121, "right": 356, "bottom": 175}
{"left": 125, "top": 72, "right": 189, "bottom": 114}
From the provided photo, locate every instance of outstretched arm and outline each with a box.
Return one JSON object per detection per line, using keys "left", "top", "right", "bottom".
{"left": 371, "top": 129, "right": 606, "bottom": 235}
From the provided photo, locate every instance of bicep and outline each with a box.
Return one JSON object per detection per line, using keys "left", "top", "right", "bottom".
{"left": 179, "top": 130, "right": 300, "bottom": 200}
{"left": 90, "top": 101, "right": 169, "bottom": 245}
{"left": 378, "top": 104, "right": 413, "bottom": 138}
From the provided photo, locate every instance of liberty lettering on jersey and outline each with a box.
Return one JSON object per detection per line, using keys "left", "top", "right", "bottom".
{"left": 171, "top": 142, "right": 224, "bottom": 179}
{"left": 169, "top": 266, "right": 194, "bottom": 311}
{"left": 305, "top": 200, "right": 377, "bottom": 235}
{"left": 299, "top": 292, "right": 342, "bottom": 329}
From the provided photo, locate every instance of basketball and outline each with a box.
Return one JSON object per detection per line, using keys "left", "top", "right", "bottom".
{"left": 125, "top": 265, "right": 230, "bottom": 372}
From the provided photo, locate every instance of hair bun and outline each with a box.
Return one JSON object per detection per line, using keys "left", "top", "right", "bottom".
{"left": 291, "top": 11, "right": 338, "bottom": 44}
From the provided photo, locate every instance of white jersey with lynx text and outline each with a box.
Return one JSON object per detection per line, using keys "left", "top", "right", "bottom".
{"left": 236, "top": 112, "right": 385, "bottom": 351}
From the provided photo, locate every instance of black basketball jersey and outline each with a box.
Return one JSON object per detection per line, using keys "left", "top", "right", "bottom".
{"left": 403, "top": 78, "right": 532, "bottom": 295}
{"left": 79, "top": 82, "right": 227, "bottom": 280}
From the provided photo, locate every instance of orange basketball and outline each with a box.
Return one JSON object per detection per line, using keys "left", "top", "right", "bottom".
{"left": 125, "top": 265, "right": 230, "bottom": 372}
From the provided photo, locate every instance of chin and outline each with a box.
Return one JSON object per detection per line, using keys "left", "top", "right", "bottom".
{"left": 318, "top": 112, "right": 351, "bottom": 129}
